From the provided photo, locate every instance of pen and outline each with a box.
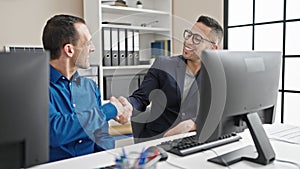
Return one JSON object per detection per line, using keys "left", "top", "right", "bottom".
{"left": 115, "top": 157, "right": 122, "bottom": 169}
{"left": 138, "top": 149, "right": 148, "bottom": 166}
{"left": 120, "top": 147, "right": 130, "bottom": 168}
{"left": 121, "top": 147, "right": 127, "bottom": 159}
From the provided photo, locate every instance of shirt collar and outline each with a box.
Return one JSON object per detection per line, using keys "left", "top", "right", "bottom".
{"left": 50, "top": 65, "right": 80, "bottom": 83}
{"left": 50, "top": 65, "right": 63, "bottom": 83}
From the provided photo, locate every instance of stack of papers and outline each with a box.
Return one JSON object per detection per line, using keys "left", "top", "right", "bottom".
{"left": 265, "top": 123, "right": 300, "bottom": 145}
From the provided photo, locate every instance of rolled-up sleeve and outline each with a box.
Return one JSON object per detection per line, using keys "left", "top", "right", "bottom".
{"left": 102, "top": 102, "right": 117, "bottom": 121}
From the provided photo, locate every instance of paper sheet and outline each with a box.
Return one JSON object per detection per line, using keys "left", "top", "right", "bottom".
{"left": 265, "top": 123, "right": 300, "bottom": 145}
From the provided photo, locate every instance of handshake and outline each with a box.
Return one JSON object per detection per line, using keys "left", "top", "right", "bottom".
{"left": 109, "top": 96, "right": 133, "bottom": 124}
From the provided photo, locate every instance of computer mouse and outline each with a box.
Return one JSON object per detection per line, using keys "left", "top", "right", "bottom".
{"left": 146, "top": 145, "right": 168, "bottom": 161}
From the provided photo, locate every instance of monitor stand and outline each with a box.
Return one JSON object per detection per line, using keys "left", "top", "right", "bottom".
{"left": 208, "top": 112, "right": 276, "bottom": 166}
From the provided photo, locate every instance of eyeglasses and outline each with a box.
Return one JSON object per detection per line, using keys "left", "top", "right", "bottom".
{"left": 183, "top": 29, "right": 215, "bottom": 45}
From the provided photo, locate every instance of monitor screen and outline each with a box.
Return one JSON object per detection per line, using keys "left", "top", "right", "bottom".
{"left": 195, "top": 50, "right": 281, "bottom": 166}
{"left": 0, "top": 51, "right": 49, "bottom": 168}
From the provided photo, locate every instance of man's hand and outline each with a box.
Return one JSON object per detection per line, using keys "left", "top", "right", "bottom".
{"left": 163, "top": 119, "right": 196, "bottom": 137}
{"left": 109, "top": 96, "right": 124, "bottom": 121}
{"left": 109, "top": 96, "right": 133, "bottom": 124}
{"left": 118, "top": 96, "right": 133, "bottom": 122}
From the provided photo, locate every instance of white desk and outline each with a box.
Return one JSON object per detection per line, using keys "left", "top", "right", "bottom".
{"left": 31, "top": 124, "right": 300, "bottom": 169}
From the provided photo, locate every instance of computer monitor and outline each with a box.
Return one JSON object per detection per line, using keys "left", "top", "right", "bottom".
{"left": 195, "top": 50, "right": 281, "bottom": 166}
{"left": 0, "top": 51, "right": 49, "bottom": 168}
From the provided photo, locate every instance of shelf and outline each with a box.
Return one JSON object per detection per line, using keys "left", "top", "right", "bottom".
{"left": 102, "top": 24, "right": 170, "bottom": 32}
{"left": 102, "top": 5, "right": 169, "bottom": 16}
{"left": 103, "top": 64, "right": 151, "bottom": 70}
{"left": 84, "top": 0, "right": 171, "bottom": 102}
{"left": 103, "top": 65, "right": 151, "bottom": 76}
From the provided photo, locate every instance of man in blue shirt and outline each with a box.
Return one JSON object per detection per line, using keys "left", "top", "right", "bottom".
{"left": 42, "top": 14, "right": 132, "bottom": 162}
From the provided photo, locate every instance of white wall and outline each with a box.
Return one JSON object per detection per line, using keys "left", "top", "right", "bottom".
{"left": 0, "top": 0, "right": 223, "bottom": 51}
{"left": 172, "top": 0, "right": 223, "bottom": 55}
{"left": 0, "top": 0, "right": 82, "bottom": 48}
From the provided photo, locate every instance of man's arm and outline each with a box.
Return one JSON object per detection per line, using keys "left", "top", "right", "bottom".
{"left": 127, "top": 58, "right": 162, "bottom": 112}
{"left": 49, "top": 79, "right": 112, "bottom": 148}
{"left": 49, "top": 102, "right": 101, "bottom": 147}
{"left": 163, "top": 119, "right": 196, "bottom": 137}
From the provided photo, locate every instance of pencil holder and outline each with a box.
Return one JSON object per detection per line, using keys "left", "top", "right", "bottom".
{"left": 115, "top": 151, "right": 159, "bottom": 169}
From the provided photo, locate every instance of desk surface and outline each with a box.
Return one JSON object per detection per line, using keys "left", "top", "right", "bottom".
{"left": 31, "top": 124, "right": 300, "bottom": 169}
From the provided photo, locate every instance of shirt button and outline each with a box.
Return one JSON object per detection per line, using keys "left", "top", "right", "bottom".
{"left": 73, "top": 104, "right": 76, "bottom": 108}
{"left": 78, "top": 140, "right": 83, "bottom": 144}
{"left": 182, "top": 113, "right": 186, "bottom": 116}
{"left": 62, "top": 77, "right": 65, "bottom": 80}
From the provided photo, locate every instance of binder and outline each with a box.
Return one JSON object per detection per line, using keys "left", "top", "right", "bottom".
{"left": 133, "top": 30, "right": 140, "bottom": 65}
{"left": 167, "top": 39, "right": 171, "bottom": 56}
{"left": 119, "top": 29, "right": 126, "bottom": 66}
{"left": 111, "top": 28, "right": 119, "bottom": 66}
{"left": 102, "top": 28, "right": 111, "bottom": 66}
{"left": 151, "top": 41, "right": 164, "bottom": 58}
{"left": 150, "top": 40, "right": 171, "bottom": 58}
{"left": 163, "top": 40, "right": 171, "bottom": 56}
{"left": 126, "top": 29, "right": 134, "bottom": 65}
{"left": 159, "top": 39, "right": 171, "bottom": 56}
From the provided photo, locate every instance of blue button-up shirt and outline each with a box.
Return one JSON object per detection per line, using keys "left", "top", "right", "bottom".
{"left": 49, "top": 65, "right": 117, "bottom": 162}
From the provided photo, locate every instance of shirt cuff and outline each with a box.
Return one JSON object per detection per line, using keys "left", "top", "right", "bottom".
{"left": 102, "top": 103, "right": 117, "bottom": 121}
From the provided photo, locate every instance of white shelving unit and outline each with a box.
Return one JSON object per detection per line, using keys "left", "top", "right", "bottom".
{"left": 83, "top": 0, "right": 172, "bottom": 101}
{"left": 101, "top": 4, "right": 170, "bottom": 15}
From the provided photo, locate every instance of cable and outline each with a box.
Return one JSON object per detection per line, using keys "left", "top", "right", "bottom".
{"left": 165, "top": 161, "right": 187, "bottom": 169}
{"left": 275, "top": 159, "right": 300, "bottom": 169}
{"left": 268, "top": 136, "right": 300, "bottom": 169}
{"left": 209, "top": 146, "right": 300, "bottom": 169}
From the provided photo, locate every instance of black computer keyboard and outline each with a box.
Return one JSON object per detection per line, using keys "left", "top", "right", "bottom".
{"left": 157, "top": 133, "right": 242, "bottom": 156}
